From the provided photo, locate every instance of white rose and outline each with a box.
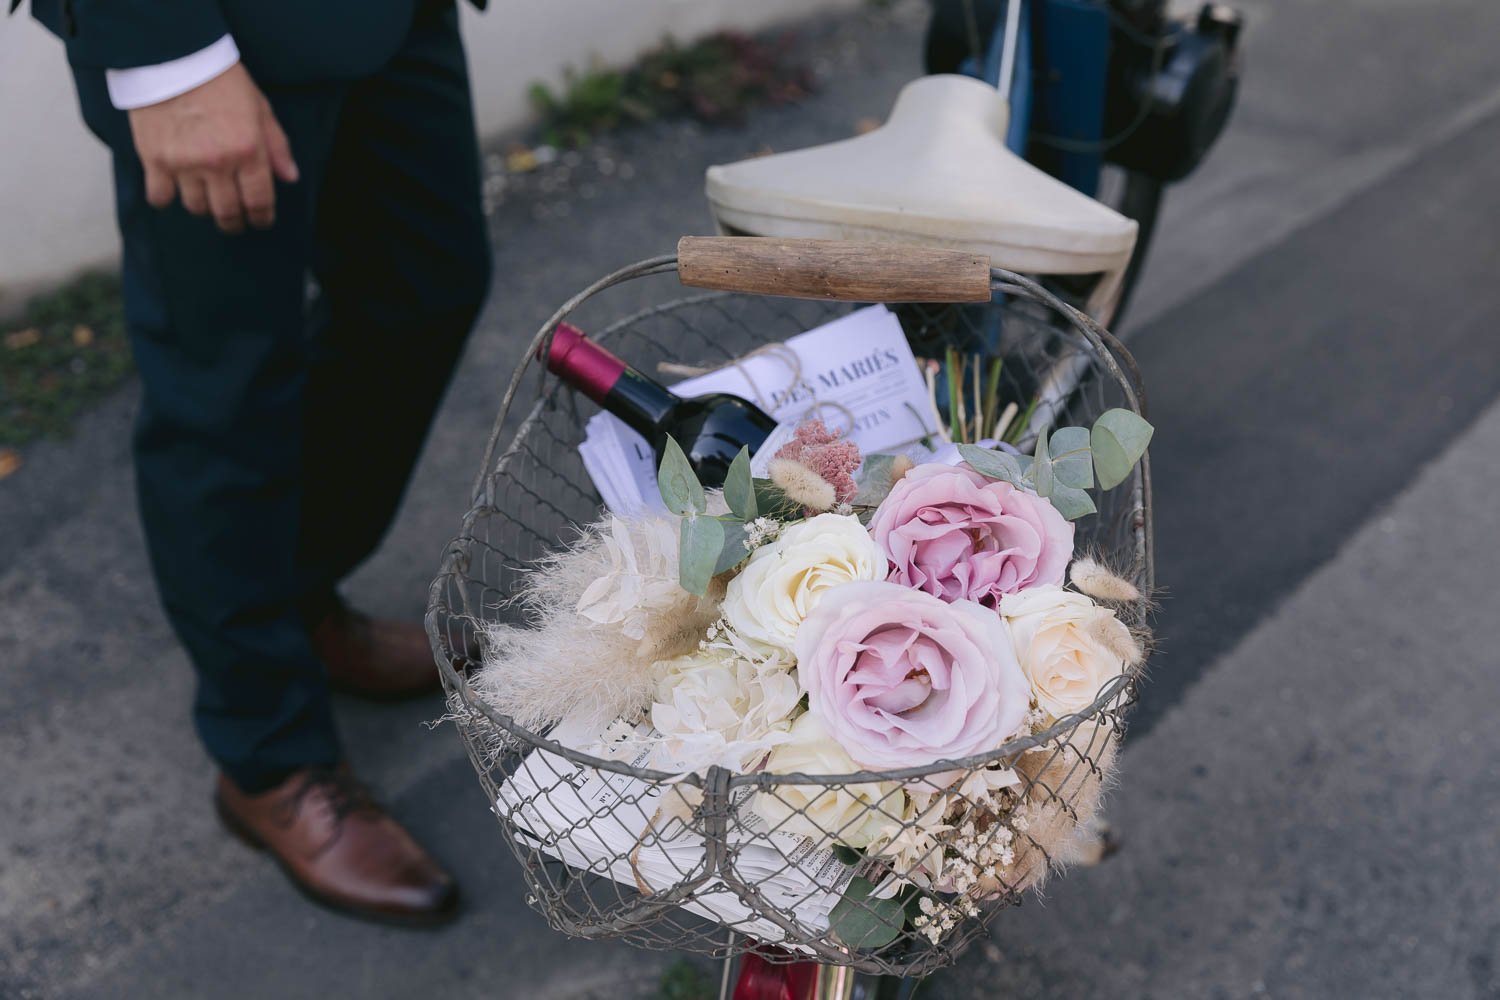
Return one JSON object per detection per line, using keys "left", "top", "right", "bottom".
{"left": 649, "top": 649, "right": 800, "bottom": 774}
{"left": 754, "top": 713, "right": 903, "bottom": 849}
{"left": 999, "top": 585, "right": 1131, "bottom": 718}
{"left": 721, "top": 513, "right": 886, "bottom": 653}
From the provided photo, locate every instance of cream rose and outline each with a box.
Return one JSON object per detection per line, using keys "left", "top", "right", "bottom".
{"left": 1000, "top": 585, "right": 1132, "bottom": 718}
{"left": 721, "top": 513, "right": 886, "bottom": 653}
{"left": 754, "top": 713, "right": 904, "bottom": 849}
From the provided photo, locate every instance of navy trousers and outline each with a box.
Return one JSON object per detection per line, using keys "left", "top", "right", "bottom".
{"left": 71, "top": 0, "right": 491, "bottom": 792}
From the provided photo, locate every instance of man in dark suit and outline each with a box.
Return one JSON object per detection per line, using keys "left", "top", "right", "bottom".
{"left": 22, "top": 0, "right": 491, "bottom": 924}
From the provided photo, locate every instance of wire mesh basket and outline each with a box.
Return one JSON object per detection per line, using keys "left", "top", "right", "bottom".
{"left": 427, "top": 238, "right": 1153, "bottom": 978}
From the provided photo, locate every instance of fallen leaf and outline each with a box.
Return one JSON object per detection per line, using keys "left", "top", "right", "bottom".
{"left": 72, "top": 324, "right": 94, "bottom": 347}
{"left": 505, "top": 148, "right": 539, "bottom": 173}
{"left": 5, "top": 328, "right": 40, "bottom": 350}
{"left": 854, "top": 117, "right": 881, "bottom": 135}
{"left": 0, "top": 448, "right": 21, "bottom": 480}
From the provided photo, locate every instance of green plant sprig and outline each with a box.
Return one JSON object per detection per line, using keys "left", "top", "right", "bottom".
{"left": 927, "top": 351, "right": 1040, "bottom": 446}
{"left": 956, "top": 407, "right": 1153, "bottom": 521}
{"left": 657, "top": 437, "right": 808, "bottom": 595}
{"left": 657, "top": 438, "right": 753, "bottom": 596}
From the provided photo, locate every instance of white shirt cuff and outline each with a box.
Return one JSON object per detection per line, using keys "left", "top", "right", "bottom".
{"left": 105, "top": 35, "right": 242, "bottom": 111}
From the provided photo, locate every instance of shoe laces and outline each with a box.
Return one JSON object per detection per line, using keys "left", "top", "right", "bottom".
{"left": 291, "top": 766, "right": 381, "bottom": 824}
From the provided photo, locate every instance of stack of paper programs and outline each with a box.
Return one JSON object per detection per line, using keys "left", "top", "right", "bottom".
{"left": 499, "top": 716, "right": 870, "bottom": 946}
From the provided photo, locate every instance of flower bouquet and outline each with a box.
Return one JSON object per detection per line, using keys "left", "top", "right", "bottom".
{"left": 469, "top": 400, "right": 1153, "bottom": 959}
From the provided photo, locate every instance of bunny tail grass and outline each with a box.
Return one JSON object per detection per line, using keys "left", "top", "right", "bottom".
{"left": 1069, "top": 557, "right": 1142, "bottom": 604}
{"left": 768, "top": 457, "right": 836, "bottom": 512}
{"left": 1089, "top": 615, "right": 1146, "bottom": 667}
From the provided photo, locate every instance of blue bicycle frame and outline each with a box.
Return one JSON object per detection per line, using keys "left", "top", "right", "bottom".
{"left": 960, "top": 0, "right": 1114, "bottom": 197}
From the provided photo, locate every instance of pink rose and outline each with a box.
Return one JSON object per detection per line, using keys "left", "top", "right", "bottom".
{"left": 869, "top": 463, "right": 1073, "bottom": 607}
{"left": 794, "top": 581, "right": 1030, "bottom": 769}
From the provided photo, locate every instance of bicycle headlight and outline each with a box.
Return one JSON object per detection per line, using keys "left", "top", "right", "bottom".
{"left": 1104, "top": 2, "right": 1244, "bottom": 182}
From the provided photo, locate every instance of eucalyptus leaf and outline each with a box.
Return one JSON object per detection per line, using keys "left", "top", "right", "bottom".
{"left": 1048, "top": 426, "right": 1094, "bottom": 490}
{"left": 957, "top": 443, "right": 1026, "bottom": 487}
{"left": 1032, "top": 429, "right": 1054, "bottom": 498}
{"left": 723, "top": 447, "right": 757, "bottom": 521}
{"left": 678, "top": 516, "right": 725, "bottom": 596}
{"left": 828, "top": 876, "right": 906, "bottom": 950}
{"left": 713, "top": 520, "right": 751, "bottom": 575}
{"left": 1091, "top": 409, "right": 1154, "bottom": 490}
{"left": 658, "top": 437, "right": 705, "bottom": 516}
{"left": 1046, "top": 481, "right": 1098, "bottom": 520}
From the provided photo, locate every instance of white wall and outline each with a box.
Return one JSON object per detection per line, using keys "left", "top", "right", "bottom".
{"left": 0, "top": 0, "right": 859, "bottom": 304}
{"left": 0, "top": 21, "right": 117, "bottom": 307}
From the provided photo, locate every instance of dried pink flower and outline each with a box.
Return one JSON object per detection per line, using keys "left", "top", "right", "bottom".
{"left": 773, "top": 418, "right": 861, "bottom": 504}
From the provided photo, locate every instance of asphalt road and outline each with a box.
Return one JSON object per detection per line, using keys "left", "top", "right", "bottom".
{"left": 3, "top": 1, "right": 1500, "bottom": 997}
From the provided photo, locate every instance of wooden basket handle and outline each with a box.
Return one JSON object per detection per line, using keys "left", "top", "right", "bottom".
{"left": 676, "top": 236, "right": 992, "bottom": 303}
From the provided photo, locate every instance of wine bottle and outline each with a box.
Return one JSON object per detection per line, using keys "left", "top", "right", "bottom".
{"left": 542, "top": 322, "right": 777, "bottom": 488}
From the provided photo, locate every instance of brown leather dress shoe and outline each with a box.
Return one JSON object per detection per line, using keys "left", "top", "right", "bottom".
{"left": 215, "top": 766, "right": 459, "bottom": 927}
{"left": 310, "top": 601, "right": 442, "bottom": 700}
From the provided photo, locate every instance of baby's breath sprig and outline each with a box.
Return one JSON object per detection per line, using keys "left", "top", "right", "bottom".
{"left": 743, "top": 516, "right": 783, "bottom": 549}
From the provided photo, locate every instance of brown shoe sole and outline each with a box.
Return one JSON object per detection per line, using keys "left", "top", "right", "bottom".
{"left": 214, "top": 790, "right": 461, "bottom": 929}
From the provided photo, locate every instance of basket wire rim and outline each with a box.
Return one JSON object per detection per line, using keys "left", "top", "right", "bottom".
{"left": 425, "top": 254, "right": 1154, "bottom": 792}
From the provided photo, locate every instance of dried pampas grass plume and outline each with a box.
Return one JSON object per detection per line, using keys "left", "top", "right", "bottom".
{"left": 1002, "top": 722, "right": 1118, "bottom": 893}
{"left": 1069, "top": 557, "right": 1142, "bottom": 604}
{"left": 469, "top": 517, "right": 722, "bottom": 733}
{"left": 768, "top": 457, "right": 836, "bottom": 512}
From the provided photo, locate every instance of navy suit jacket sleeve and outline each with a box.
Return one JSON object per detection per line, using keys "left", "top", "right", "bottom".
{"left": 22, "top": 0, "right": 230, "bottom": 70}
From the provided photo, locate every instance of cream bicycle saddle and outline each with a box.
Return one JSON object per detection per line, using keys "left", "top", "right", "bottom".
{"left": 706, "top": 74, "right": 1139, "bottom": 318}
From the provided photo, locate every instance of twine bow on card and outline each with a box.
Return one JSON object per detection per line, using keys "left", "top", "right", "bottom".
{"left": 657, "top": 345, "right": 858, "bottom": 438}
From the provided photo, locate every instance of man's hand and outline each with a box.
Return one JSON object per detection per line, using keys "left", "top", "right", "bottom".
{"left": 127, "top": 63, "right": 299, "bottom": 234}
